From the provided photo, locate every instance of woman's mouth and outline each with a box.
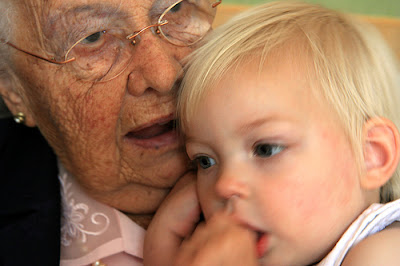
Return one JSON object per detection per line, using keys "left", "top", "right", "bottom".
{"left": 125, "top": 120, "right": 179, "bottom": 149}
{"left": 127, "top": 120, "right": 173, "bottom": 139}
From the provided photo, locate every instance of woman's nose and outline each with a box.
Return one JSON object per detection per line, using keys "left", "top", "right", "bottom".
{"left": 215, "top": 167, "right": 250, "bottom": 200}
{"left": 126, "top": 31, "right": 187, "bottom": 97}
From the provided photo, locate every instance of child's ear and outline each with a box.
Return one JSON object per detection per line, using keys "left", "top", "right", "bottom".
{"left": 361, "top": 117, "right": 400, "bottom": 190}
{"left": 0, "top": 79, "right": 36, "bottom": 127}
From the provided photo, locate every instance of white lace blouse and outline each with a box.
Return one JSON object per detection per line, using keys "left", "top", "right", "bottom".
{"left": 59, "top": 163, "right": 145, "bottom": 266}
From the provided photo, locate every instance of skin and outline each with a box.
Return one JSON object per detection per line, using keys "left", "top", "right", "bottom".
{"left": 342, "top": 222, "right": 400, "bottom": 265}
{"left": 183, "top": 56, "right": 377, "bottom": 265}
{"left": 4, "top": 0, "right": 195, "bottom": 228}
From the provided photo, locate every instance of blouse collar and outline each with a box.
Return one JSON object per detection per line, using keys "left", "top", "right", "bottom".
{"left": 59, "top": 162, "right": 145, "bottom": 264}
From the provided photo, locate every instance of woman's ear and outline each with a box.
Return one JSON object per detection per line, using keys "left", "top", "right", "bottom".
{"left": 0, "top": 78, "right": 36, "bottom": 127}
{"left": 361, "top": 117, "right": 400, "bottom": 190}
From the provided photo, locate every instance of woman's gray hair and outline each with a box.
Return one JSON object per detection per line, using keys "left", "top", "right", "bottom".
{"left": 0, "top": 0, "right": 14, "bottom": 77}
{"left": 0, "top": 0, "right": 13, "bottom": 42}
{"left": 0, "top": 0, "right": 14, "bottom": 116}
{"left": 0, "top": 1, "right": 12, "bottom": 39}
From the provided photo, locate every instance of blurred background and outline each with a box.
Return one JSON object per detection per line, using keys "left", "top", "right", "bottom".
{"left": 223, "top": 0, "right": 400, "bottom": 18}
{"left": 216, "top": 0, "right": 400, "bottom": 60}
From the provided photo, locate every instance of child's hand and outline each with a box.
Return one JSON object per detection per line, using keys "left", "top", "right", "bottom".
{"left": 144, "top": 171, "right": 201, "bottom": 266}
{"left": 174, "top": 208, "right": 259, "bottom": 266}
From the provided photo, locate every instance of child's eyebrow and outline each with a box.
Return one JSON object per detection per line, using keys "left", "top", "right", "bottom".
{"left": 237, "top": 117, "right": 275, "bottom": 135}
{"left": 184, "top": 135, "right": 204, "bottom": 146}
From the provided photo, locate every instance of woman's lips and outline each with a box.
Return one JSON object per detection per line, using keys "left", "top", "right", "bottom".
{"left": 125, "top": 120, "right": 179, "bottom": 149}
{"left": 127, "top": 121, "right": 173, "bottom": 139}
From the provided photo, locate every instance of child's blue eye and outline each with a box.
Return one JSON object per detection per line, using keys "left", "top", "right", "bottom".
{"left": 195, "top": 156, "right": 216, "bottom": 169}
{"left": 254, "top": 144, "right": 284, "bottom": 158}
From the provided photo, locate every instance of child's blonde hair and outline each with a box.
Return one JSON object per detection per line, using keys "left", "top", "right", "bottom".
{"left": 177, "top": 1, "right": 400, "bottom": 202}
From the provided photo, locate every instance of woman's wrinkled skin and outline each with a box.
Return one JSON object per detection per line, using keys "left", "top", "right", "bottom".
{"left": 1, "top": 0, "right": 193, "bottom": 228}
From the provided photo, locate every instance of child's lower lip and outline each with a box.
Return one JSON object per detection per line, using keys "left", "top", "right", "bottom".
{"left": 257, "top": 233, "right": 269, "bottom": 258}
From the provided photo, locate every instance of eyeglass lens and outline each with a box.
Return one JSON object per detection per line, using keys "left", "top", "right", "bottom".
{"left": 158, "top": 0, "right": 217, "bottom": 46}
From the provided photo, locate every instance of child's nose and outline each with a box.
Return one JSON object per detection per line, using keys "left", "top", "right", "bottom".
{"left": 215, "top": 167, "right": 250, "bottom": 200}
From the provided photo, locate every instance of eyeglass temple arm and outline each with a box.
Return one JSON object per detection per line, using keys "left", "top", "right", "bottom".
{"left": 4, "top": 41, "right": 75, "bottom": 65}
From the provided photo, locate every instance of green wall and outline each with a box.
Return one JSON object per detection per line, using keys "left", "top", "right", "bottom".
{"left": 223, "top": 0, "right": 400, "bottom": 18}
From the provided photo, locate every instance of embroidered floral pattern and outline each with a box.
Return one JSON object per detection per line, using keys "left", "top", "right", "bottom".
{"left": 60, "top": 173, "right": 110, "bottom": 246}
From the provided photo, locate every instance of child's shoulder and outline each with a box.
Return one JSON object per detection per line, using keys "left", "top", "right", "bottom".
{"left": 342, "top": 222, "right": 400, "bottom": 265}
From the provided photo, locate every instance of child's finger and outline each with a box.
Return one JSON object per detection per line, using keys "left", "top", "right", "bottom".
{"left": 175, "top": 215, "right": 258, "bottom": 266}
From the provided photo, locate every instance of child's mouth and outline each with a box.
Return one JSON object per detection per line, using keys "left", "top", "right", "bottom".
{"left": 256, "top": 231, "right": 269, "bottom": 258}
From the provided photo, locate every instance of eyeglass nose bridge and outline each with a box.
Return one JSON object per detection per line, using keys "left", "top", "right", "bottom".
{"left": 126, "top": 21, "right": 169, "bottom": 45}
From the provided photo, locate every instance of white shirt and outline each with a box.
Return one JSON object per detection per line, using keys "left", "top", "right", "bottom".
{"left": 319, "top": 198, "right": 400, "bottom": 265}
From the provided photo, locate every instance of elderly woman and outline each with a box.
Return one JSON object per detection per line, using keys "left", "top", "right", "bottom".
{"left": 0, "top": 0, "right": 220, "bottom": 265}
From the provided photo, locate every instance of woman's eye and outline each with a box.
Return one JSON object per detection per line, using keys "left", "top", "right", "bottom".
{"left": 68, "top": 30, "right": 116, "bottom": 60}
{"left": 195, "top": 156, "right": 216, "bottom": 169}
{"left": 254, "top": 144, "right": 284, "bottom": 158}
{"left": 80, "top": 31, "right": 105, "bottom": 45}
{"left": 170, "top": 2, "right": 182, "bottom": 13}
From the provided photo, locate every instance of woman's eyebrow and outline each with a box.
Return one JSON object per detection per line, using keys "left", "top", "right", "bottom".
{"left": 46, "top": 4, "right": 129, "bottom": 31}
{"left": 41, "top": 3, "right": 130, "bottom": 50}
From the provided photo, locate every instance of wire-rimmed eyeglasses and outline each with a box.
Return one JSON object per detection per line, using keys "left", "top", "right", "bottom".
{"left": 2, "top": 0, "right": 222, "bottom": 83}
